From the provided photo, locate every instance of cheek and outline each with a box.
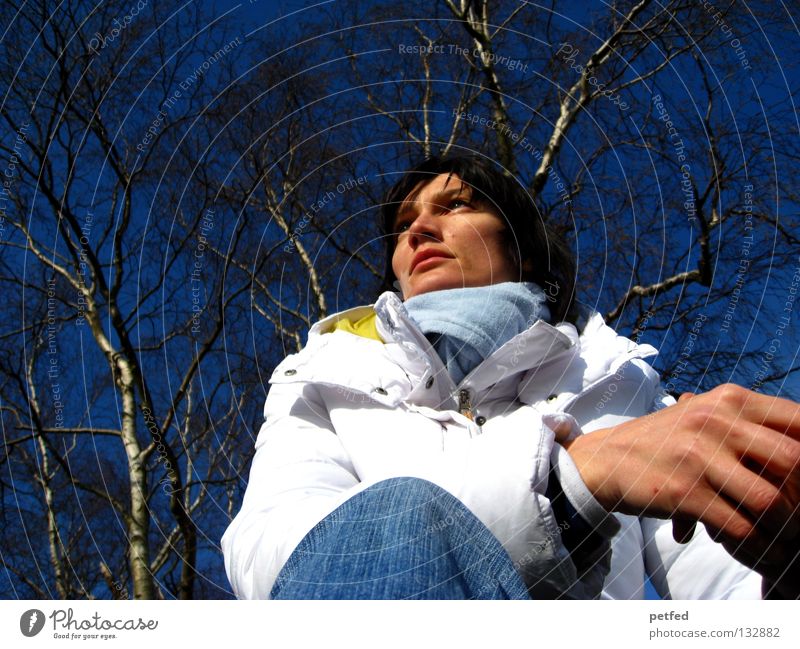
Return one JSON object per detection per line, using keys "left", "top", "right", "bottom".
{"left": 470, "top": 225, "right": 508, "bottom": 258}
{"left": 475, "top": 227, "right": 516, "bottom": 276}
{"left": 390, "top": 245, "right": 405, "bottom": 277}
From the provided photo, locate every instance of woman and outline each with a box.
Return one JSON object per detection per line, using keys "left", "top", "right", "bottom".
{"left": 222, "top": 155, "right": 799, "bottom": 599}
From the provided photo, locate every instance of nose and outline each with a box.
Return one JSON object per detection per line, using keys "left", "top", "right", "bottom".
{"left": 406, "top": 205, "right": 442, "bottom": 248}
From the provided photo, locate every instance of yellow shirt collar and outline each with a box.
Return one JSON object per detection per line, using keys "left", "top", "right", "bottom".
{"left": 329, "top": 311, "right": 383, "bottom": 342}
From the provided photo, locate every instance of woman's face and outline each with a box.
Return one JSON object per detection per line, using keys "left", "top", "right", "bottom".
{"left": 390, "top": 173, "right": 518, "bottom": 299}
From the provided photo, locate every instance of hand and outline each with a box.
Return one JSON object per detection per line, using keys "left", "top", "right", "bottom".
{"left": 564, "top": 384, "right": 800, "bottom": 588}
{"left": 670, "top": 393, "right": 699, "bottom": 545}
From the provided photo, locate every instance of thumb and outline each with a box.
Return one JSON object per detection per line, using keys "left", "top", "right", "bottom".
{"left": 672, "top": 518, "right": 697, "bottom": 544}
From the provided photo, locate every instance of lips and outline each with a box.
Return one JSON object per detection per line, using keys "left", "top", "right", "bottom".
{"left": 410, "top": 248, "right": 453, "bottom": 274}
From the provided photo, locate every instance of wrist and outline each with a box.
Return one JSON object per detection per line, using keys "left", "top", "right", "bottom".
{"left": 562, "top": 428, "right": 621, "bottom": 513}
{"left": 551, "top": 441, "right": 621, "bottom": 539}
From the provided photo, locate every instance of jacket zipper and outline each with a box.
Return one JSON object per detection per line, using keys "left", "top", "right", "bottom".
{"left": 458, "top": 388, "right": 474, "bottom": 420}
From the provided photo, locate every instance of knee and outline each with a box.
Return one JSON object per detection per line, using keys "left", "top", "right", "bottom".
{"left": 373, "top": 476, "right": 441, "bottom": 490}
{"left": 370, "top": 476, "right": 450, "bottom": 500}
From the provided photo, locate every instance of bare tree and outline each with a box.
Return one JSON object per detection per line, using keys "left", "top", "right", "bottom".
{"left": 322, "top": 0, "right": 799, "bottom": 395}
{"left": 1, "top": 0, "right": 798, "bottom": 599}
{"left": 0, "top": 0, "right": 266, "bottom": 599}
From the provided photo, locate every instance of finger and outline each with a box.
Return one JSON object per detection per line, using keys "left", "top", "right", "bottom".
{"left": 675, "top": 391, "right": 800, "bottom": 482}
{"left": 686, "top": 411, "right": 800, "bottom": 528}
{"left": 704, "top": 492, "right": 800, "bottom": 581}
{"left": 728, "top": 420, "right": 800, "bottom": 487}
{"left": 653, "top": 420, "right": 798, "bottom": 539}
{"left": 704, "top": 450, "right": 800, "bottom": 540}
{"left": 707, "top": 384, "right": 800, "bottom": 442}
{"left": 704, "top": 517, "right": 777, "bottom": 566}
{"left": 671, "top": 518, "right": 697, "bottom": 544}
{"left": 722, "top": 421, "right": 800, "bottom": 537}
{"left": 678, "top": 392, "right": 696, "bottom": 402}
{"left": 667, "top": 482, "right": 759, "bottom": 546}
{"left": 746, "top": 463, "right": 800, "bottom": 537}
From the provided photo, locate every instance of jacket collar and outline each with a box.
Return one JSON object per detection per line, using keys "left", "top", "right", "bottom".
{"left": 373, "top": 291, "right": 579, "bottom": 394}
{"left": 277, "top": 292, "right": 659, "bottom": 408}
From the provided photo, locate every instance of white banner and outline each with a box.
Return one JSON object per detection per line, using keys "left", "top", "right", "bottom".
{"left": 1, "top": 600, "right": 798, "bottom": 648}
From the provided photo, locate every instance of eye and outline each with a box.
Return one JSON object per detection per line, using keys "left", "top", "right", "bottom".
{"left": 393, "top": 219, "right": 411, "bottom": 234}
{"left": 448, "top": 198, "right": 471, "bottom": 210}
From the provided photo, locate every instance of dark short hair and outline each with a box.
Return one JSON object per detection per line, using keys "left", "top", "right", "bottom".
{"left": 380, "top": 155, "right": 577, "bottom": 323}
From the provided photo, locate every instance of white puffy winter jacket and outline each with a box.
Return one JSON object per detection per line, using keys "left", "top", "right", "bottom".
{"left": 222, "top": 291, "right": 761, "bottom": 599}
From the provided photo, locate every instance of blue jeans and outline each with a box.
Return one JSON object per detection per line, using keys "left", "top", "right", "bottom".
{"left": 270, "top": 477, "right": 531, "bottom": 599}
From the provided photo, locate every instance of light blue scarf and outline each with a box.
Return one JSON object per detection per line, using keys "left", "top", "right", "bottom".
{"left": 403, "top": 282, "right": 551, "bottom": 384}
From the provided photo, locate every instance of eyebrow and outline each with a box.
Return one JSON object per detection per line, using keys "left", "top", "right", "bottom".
{"left": 395, "top": 184, "right": 473, "bottom": 223}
